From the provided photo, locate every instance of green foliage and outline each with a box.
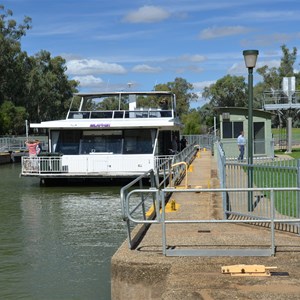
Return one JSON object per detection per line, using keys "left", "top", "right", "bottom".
{"left": 0, "top": 101, "right": 28, "bottom": 134}
{"left": 0, "top": 5, "right": 78, "bottom": 132}
{"left": 202, "top": 75, "right": 247, "bottom": 108}
{"left": 256, "top": 45, "right": 297, "bottom": 93}
{"left": 26, "top": 51, "right": 77, "bottom": 122}
{"left": 0, "top": 5, "right": 32, "bottom": 105}
{"left": 155, "top": 77, "right": 197, "bottom": 118}
{"left": 181, "top": 110, "right": 201, "bottom": 134}
{"left": 279, "top": 45, "right": 297, "bottom": 77}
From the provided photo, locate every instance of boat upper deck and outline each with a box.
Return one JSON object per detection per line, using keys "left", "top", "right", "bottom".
{"left": 67, "top": 109, "right": 173, "bottom": 120}
{"left": 30, "top": 91, "right": 180, "bottom": 129}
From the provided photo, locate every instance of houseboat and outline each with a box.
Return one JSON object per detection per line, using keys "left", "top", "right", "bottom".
{"left": 21, "top": 91, "right": 182, "bottom": 184}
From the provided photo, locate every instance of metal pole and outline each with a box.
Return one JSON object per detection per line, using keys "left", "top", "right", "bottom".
{"left": 214, "top": 116, "right": 217, "bottom": 137}
{"left": 247, "top": 68, "right": 254, "bottom": 212}
{"left": 25, "top": 120, "right": 28, "bottom": 140}
{"left": 297, "top": 160, "right": 300, "bottom": 235}
{"left": 286, "top": 114, "right": 292, "bottom": 153}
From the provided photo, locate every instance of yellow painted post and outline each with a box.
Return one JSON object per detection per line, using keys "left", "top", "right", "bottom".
{"left": 207, "top": 180, "right": 211, "bottom": 188}
{"left": 170, "top": 199, "right": 176, "bottom": 211}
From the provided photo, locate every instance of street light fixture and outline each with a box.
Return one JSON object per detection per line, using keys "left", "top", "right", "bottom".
{"left": 243, "top": 49, "right": 259, "bottom": 212}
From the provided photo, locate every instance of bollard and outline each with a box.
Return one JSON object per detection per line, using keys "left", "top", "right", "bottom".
{"left": 188, "top": 165, "right": 194, "bottom": 172}
{"left": 170, "top": 199, "right": 176, "bottom": 211}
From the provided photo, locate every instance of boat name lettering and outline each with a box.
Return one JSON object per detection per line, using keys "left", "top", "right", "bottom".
{"left": 90, "top": 123, "right": 111, "bottom": 128}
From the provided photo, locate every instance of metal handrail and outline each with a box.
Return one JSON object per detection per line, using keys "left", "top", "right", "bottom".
{"left": 123, "top": 186, "right": 300, "bottom": 256}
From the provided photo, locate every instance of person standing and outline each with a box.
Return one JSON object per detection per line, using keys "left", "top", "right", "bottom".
{"left": 180, "top": 136, "right": 187, "bottom": 151}
{"left": 25, "top": 140, "right": 40, "bottom": 172}
{"left": 237, "top": 131, "right": 246, "bottom": 161}
{"left": 25, "top": 140, "right": 40, "bottom": 156}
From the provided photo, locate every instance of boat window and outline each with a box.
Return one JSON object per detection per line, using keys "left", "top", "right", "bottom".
{"left": 53, "top": 130, "right": 81, "bottom": 154}
{"left": 80, "top": 130, "right": 122, "bottom": 154}
{"left": 123, "top": 129, "right": 156, "bottom": 154}
{"left": 68, "top": 112, "right": 91, "bottom": 119}
{"left": 160, "top": 110, "right": 172, "bottom": 117}
{"left": 113, "top": 111, "right": 124, "bottom": 118}
{"left": 90, "top": 111, "right": 113, "bottom": 118}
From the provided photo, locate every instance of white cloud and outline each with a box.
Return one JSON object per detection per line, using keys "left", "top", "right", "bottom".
{"left": 124, "top": 6, "right": 170, "bottom": 23}
{"left": 132, "top": 64, "right": 162, "bottom": 73}
{"left": 228, "top": 59, "right": 280, "bottom": 75}
{"left": 193, "top": 80, "right": 216, "bottom": 90}
{"left": 179, "top": 54, "right": 206, "bottom": 62}
{"left": 199, "top": 26, "right": 250, "bottom": 40}
{"left": 241, "top": 32, "right": 300, "bottom": 47}
{"left": 175, "top": 65, "right": 204, "bottom": 74}
{"left": 241, "top": 10, "right": 299, "bottom": 21}
{"left": 66, "top": 59, "right": 126, "bottom": 75}
{"left": 72, "top": 75, "right": 103, "bottom": 87}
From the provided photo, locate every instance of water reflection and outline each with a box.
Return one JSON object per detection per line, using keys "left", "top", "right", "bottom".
{"left": 0, "top": 164, "right": 126, "bottom": 300}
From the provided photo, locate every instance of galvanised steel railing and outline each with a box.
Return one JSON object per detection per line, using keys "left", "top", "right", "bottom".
{"left": 216, "top": 140, "right": 300, "bottom": 230}
{"left": 122, "top": 186, "right": 300, "bottom": 256}
{"left": 120, "top": 145, "right": 199, "bottom": 250}
{"left": 0, "top": 137, "right": 48, "bottom": 152}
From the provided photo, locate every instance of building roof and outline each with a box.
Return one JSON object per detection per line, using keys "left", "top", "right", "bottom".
{"left": 217, "top": 107, "right": 273, "bottom": 119}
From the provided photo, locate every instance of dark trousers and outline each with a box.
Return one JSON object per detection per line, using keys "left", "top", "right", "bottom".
{"left": 238, "top": 145, "right": 244, "bottom": 160}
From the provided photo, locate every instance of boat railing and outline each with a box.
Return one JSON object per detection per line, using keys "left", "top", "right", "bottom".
{"left": 21, "top": 156, "right": 64, "bottom": 174}
{"left": 67, "top": 109, "right": 173, "bottom": 119}
{"left": 21, "top": 154, "right": 174, "bottom": 176}
{"left": 20, "top": 144, "right": 199, "bottom": 178}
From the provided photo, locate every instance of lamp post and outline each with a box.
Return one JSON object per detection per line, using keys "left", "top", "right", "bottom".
{"left": 243, "top": 50, "right": 259, "bottom": 212}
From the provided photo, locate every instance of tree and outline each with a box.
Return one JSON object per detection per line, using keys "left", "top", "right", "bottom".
{"left": 279, "top": 45, "right": 297, "bottom": 78}
{"left": 26, "top": 50, "right": 78, "bottom": 123}
{"left": 202, "top": 75, "right": 247, "bottom": 108}
{"left": 0, "top": 5, "right": 32, "bottom": 105}
{"left": 0, "top": 6, "right": 78, "bottom": 131}
{"left": 256, "top": 45, "right": 299, "bottom": 127}
{"left": 181, "top": 110, "right": 201, "bottom": 134}
{"left": 257, "top": 44, "right": 298, "bottom": 92}
{"left": 0, "top": 101, "right": 28, "bottom": 134}
{"left": 154, "top": 77, "right": 197, "bottom": 118}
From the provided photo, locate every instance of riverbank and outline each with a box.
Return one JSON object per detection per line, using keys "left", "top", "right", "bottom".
{"left": 0, "top": 151, "right": 27, "bottom": 164}
{"left": 0, "top": 152, "right": 11, "bottom": 164}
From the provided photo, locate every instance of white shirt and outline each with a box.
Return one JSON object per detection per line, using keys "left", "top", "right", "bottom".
{"left": 237, "top": 134, "right": 246, "bottom": 145}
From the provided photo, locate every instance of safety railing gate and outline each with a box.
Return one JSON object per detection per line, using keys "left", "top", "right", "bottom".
{"left": 121, "top": 186, "right": 300, "bottom": 257}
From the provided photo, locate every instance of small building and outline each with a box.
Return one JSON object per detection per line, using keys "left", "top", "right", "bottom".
{"left": 218, "top": 107, "right": 274, "bottom": 159}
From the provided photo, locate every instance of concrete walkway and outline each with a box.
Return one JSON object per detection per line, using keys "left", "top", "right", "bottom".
{"left": 111, "top": 150, "right": 300, "bottom": 300}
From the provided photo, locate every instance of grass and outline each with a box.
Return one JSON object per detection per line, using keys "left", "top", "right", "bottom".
{"left": 252, "top": 159, "right": 298, "bottom": 217}
{"left": 272, "top": 127, "right": 300, "bottom": 135}
{"left": 275, "top": 148, "right": 300, "bottom": 159}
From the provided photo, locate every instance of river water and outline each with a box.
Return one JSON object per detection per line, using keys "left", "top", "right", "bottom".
{"left": 0, "top": 163, "right": 127, "bottom": 300}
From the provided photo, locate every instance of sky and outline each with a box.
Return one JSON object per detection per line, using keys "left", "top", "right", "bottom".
{"left": 3, "top": 0, "right": 300, "bottom": 108}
